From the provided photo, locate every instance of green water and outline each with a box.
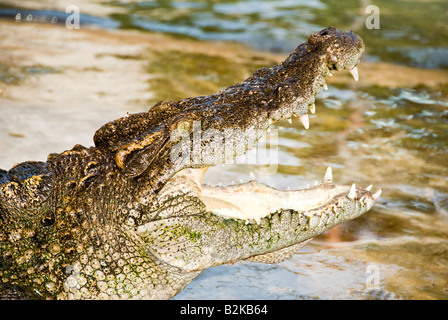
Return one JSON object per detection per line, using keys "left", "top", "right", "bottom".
{"left": 106, "top": 0, "right": 448, "bottom": 68}
{"left": 1, "top": 0, "right": 447, "bottom": 300}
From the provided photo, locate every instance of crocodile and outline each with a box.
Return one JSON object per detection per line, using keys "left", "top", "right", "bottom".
{"left": 0, "top": 27, "right": 380, "bottom": 300}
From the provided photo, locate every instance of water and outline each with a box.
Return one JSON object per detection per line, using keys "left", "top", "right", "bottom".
{"left": 1, "top": 0, "right": 447, "bottom": 300}
{"left": 0, "top": 7, "right": 120, "bottom": 28}
{"left": 107, "top": 0, "right": 448, "bottom": 68}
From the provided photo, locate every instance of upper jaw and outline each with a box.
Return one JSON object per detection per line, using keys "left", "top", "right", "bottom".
{"left": 156, "top": 29, "right": 367, "bottom": 188}
{"left": 124, "top": 29, "right": 366, "bottom": 195}
{"left": 268, "top": 45, "right": 364, "bottom": 132}
{"left": 268, "top": 61, "right": 363, "bottom": 131}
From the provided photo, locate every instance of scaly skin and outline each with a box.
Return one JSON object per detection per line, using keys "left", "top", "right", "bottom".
{"left": 0, "top": 27, "right": 378, "bottom": 299}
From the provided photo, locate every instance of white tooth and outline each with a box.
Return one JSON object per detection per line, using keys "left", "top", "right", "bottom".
{"left": 372, "top": 189, "right": 382, "bottom": 200}
{"left": 323, "top": 83, "right": 328, "bottom": 91}
{"left": 298, "top": 114, "right": 309, "bottom": 129}
{"left": 328, "top": 72, "right": 333, "bottom": 76}
{"left": 267, "top": 127, "right": 271, "bottom": 133}
{"left": 249, "top": 171, "right": 256, "bottom": 180}
{"left": 287, "top": 118, "right": 292, "bottom": 124}
{"left": 360, "top": 195, "right": 366, "bottom": 204}
{"left": 309, "top": 103, "right": 315, "bottom": 114}
{"left": 366, "top": 185, "right": 373, "bottom": 191}
{"left": 323, "top": 167, "right": 333, "bottom": 182}
{"left": 350, "top": 66, "right": 359, "bottom": 81}
{"left": 347, "top": 183, "right": 357, "bottom": 199}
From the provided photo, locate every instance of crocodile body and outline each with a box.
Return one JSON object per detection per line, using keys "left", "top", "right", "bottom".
{"left": 0, "top": 27, "right": 379, "bottom": 299}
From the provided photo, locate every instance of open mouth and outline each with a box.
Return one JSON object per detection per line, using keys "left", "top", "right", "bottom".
{"left": 140, "top": 51, "right": 382, "bottom": 272}
{"left": 201, "top": 166, "right": 381, "bottom": 224}
{"left": 160, "top": 63, "right": 381, "bottom": 228}
{"left": 107, "top": 28, "right": 382, "bottom": 272}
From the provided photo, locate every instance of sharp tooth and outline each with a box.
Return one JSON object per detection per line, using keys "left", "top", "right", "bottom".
{"left": 309, "top": 103, "right": 315, "bottom": 114}
{"left": 366, "top": 185, "right": 373, "bottom": 191}
{"left": 350, "top": 66, "right": 359, "bottom": 81}
{"left": 347, "top": 183, "right": 357, "bottom": 199}
{"left": 287, "top": 118, "right": 292, "bottom": 124}
{"left": 249, "top": 171, "right": 256, "bottom": 180}
{"left": 360, "top": 195, "right": 366, "bottom": 204}
{"left": 323, "top": 83, "right": 328, "bottom": 91}
{"left": 323, "top": 167, "right": 333, "bottom": 182}
{"left": 267, "top": 127, "right": 271, "bottom": 133}
{"left": 298, "top": 114, "right": 309, "bottom": 129}
{"left": 372, "top": 189, "right": 382, "bottom": 200}
{"left": 328, "top": 72, "right": 333, "bottom": 76}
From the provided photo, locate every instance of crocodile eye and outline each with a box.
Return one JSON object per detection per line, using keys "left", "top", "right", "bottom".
{"left": 320, "top": 31, "right": 328, "bottom": 36}
{"left": 41, "top": 216, "right": 55, "bottom": 226}
{"left": 177, "top": 121, "right": 191, "bottom": 132}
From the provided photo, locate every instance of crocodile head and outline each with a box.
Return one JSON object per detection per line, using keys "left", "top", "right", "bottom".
{"left": 0, "top": 27, "right": 379, "bottom": 300}
{"left": 92, "top": 27, "right": 365, "bottom": 188}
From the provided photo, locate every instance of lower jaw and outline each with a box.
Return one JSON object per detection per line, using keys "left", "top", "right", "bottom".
{"left": 200, "top": 181, "right": 348, "bottom": 222}
{"left": 198, "top": 166, "right": 380, "bottom": 224}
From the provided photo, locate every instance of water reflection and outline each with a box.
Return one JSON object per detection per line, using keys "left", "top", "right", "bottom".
{"left": 107, "top": 0, "right": 448, "bottom": 68}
